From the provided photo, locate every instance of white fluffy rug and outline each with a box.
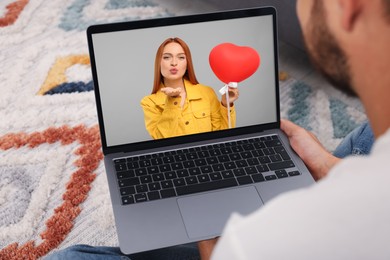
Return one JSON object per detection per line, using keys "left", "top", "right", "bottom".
{"left": 0, "top": 1, "right": 366, "bottom": 259}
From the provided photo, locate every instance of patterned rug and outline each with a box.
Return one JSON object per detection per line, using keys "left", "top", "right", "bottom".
{"left": 0, "top": 1, "right": 366, "bottom": 259}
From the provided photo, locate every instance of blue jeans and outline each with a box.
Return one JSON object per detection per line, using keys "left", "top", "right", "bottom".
{"left": 333, "top": 121, "right": 374, "bottom": 158}
{"left": 46, "top": 123, "right": 374, "bottom": 260}
{"left": 45, "top": 243, "right": 200, "bottom": 260}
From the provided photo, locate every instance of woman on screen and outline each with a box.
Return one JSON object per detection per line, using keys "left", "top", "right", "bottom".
{"left": 141, "top": 37, "right": 239, "bottom": 139}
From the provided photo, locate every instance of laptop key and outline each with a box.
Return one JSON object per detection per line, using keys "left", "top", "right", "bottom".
{"left": 114, "top": 158, "right": 126, "bottom": 164}
{"left": 173, "top": 178, "right": 186, "bottom": 187}
{"left": 159, "top": 164, "right": 172, "bottom": 172}
{"left": 212, "top": 164, "right": 225, "bottom": 172}
{"left": 233, "top": 168, "right": 246, "bottom": 177}
{"left": 274, "top": 146, "right": 291, "bottom": 160}
{"left": 218, "top": 155, "right": 230, "bottom": 162}
{"left": 119, "top": 177, "right": 140, "bottom": 187}
{"left": 221, "top": 170, "right": 234, "bottom": 179}
{"left": 195, "top": 158, "right": 207, "bottom": 167}
{"left": 264, "top": 139, "right": 282, "bottom": 147}
{"left": 265, "top": 175, "right": 277, "bottom": 181}
{"left": 135, "top": 193, "right": 147, "bottom": 203}
{"left": 171, "top": 162, "right": 184, "bottom": 170}
{"left": 136, "top": 184, "right": 148, "bottom": 193}
{"left": 122, "top": 195, "right": 135, "bottom": 205}
{"left": 183, "top": 161, "right": 196, "bottom": 168}
{"left": 200, "top": 165, "right": 213, "bottom": 174}
{"left": 177, "top": 169, "right": 189, "bottom": 178}
{"left": 160, "top": 188, "right": 176, "bottom": 198}
{"left": 139, "top": 160, "right": 151, "bottom": 167}
{"left": 288, "top": 171, "right": 301, "bottom": 176}
{"left": 268, "top": 160, "right": 295, "bottom": 171}
{"left": 188, "top": 167, "right": 201, "bottom": 175}
{"left": 236, "top": 160, "right": 248, "bottom": 168}
{"left": 117, "top": 170, "right": 135, "bottom": 179}
{"left": 161, "top": 180, "right": 173, "bottom": 189}
{"left": 115, "top": 163, "right": 127, "bottom": 171}
{"left": 197, "top": 151, "right": 209, "bottom": 158}
{"left": 185, "top": 176, "right": 198, "bottom": 185}
{"left": 148, "top": 182, "right": 161, "bottom": 191}
{"left": 275, "top": 170, "right": 288, "bottom": 178}
{"left": 152, "top": 173, "right": 164, "bottom": 182}
{"left": 224, "top": 162, "right": 237, "bottom": 170}
{"left": 147, "top": 191, "right": 161, "bottom": 201}
{"left": 263, "top": 148, "right": 275, "bottom": 155}
{"left": 147, "top": 166, "right": 159, "bottom": 175}
{"left": 151, "top": 158, "right": 163, "bottom": 165}
{"left": 197, "top": 174, "right": 211, "bottom": 183}
{"left": 135, "top": 168, "right": 148, "bottom": 176}
{"left": 247, "top": 158, "right": 259, "bottom": 166}
{"left": 253, "top": 142, "right": 266, "bottom": 149}
{"left": 127, "top": 161, "right": 139, "bottom": 169}
{"left": 256, "top": 165, "right": 269, "bottom": 172}
{"left": 206, "top": 157, "right": 218, "bottom": 164}
{"left": 140, "top": 175, "right": 152, "bottom": 184}
{"left": 120, "top": 186, "right": 136, "bottom": 196}
{"left": 164, "top": 171, "right": 177, "bottom": 180}
{"left": 174, "top": 154, "right": 186, "bottom": 162}
{"left": 259, "top": 156, "right": 271, "bottom": 164}
{"left": 210, "top": 172, "right": 223, "bottom": 180}
{"left": 176, "top": 178, "right": 238, "bottom": 196}
{"left": 240, "top": 151, "right": 253, "bottom": 159}
{"left": 252, "top": 173, "right": 265, "bottom": 182}
{"left": 163, "top": 156, "right": 174, "bottom": 164}
{"left": 237, "top": 176, "right": 253, "bottom": 185}
{"left": 244, "top": 166, "right": 258, "bottom": 175}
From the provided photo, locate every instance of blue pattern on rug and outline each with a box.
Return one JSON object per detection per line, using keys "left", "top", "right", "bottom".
{"left": 330, "top": 98, "right": 360, "bottom": 138}
{"left": 287, "top": 81, "right": 313, "bottom": 130}
{"left": 59, "top": 0, "right": 171, "bottom": 31}
{"left": 44, "top": 81, "right": 94, "bottom": 95}
{"left": 105, "top": 0, "right": 157, "bottom": 9}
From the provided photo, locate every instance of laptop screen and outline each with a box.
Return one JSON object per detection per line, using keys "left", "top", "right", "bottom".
{"left": 88, "top": 8, "right": 279, "bottom": 152}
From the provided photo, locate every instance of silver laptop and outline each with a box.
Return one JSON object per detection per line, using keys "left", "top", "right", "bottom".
{"left": 87, "top": 7, "right": 314, "bottom": 254}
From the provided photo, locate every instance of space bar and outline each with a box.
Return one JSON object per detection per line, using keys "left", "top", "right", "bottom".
{"left": 176, "top": 179, "right": 238, "bottom": 196}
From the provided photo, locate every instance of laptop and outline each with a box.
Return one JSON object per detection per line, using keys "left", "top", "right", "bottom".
{"left": 87, "top": 7, "right": 314, "bottom": 254}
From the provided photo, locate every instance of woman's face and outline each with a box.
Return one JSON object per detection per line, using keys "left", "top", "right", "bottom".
{"left": 160, "top": 42, "right": 187, "bottom": 84}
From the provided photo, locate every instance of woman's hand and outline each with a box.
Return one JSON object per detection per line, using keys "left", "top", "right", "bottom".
{"left": 281, "top": 119, "right": 341, "bottom": 180}
{"left": 161, "top": 87, "right": 182, "bottom": 97}
{"left": 221, "top": 87, "right": 239, "bottom": 107}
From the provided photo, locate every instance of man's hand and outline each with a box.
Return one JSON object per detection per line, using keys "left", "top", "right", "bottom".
{"left": 281, "top": 119, "right": 341, "bottom": 180}
{"left": 198, "top": 238, "right": 218, "bottom": 260}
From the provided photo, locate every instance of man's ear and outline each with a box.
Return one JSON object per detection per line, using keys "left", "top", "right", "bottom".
{"left": 338, "top": 0, "right": 363, "bottom": 31}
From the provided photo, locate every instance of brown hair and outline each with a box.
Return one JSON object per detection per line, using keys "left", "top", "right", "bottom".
{"left": 151, "top": 37, "right": 199, "bottom": 94}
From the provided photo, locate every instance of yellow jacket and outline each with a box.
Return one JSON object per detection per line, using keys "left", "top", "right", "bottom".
{"left": 141, "top": 80, "right": 236, "bottom": 139}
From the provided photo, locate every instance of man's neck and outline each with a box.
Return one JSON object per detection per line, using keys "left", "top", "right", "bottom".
{"left": 348, "top": 14, "right": 390, "bottom": 139}
{"left": 353, "top": 45, "right": 390, "bottom": 138}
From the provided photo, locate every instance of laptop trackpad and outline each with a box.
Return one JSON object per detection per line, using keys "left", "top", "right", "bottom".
{"left": 177, "top": 186, "right": 263, "bottom": 239}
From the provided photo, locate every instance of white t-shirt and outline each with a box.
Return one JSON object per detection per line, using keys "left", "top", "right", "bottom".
{"left": 212, "top": 129, "right": 390, "bottom": 260}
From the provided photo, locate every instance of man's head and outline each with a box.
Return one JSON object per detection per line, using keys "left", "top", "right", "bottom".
{"left": 297, "top": 0, "right": 390, "bottom": 97}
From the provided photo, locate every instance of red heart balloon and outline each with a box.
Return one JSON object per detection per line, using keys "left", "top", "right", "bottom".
{"left": 209, "top": 43, "right": 260, "bottom": 84}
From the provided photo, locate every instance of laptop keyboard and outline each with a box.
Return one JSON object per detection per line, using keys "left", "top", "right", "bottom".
{"left": 114, "top": 135, "right": 301, "bottom": 205}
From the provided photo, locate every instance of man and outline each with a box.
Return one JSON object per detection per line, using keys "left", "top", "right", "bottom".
{"left": 48, "top": 0, "right": 390, "bottom": 259}
{"left": 202, "top": 0, "right": 390, "bottom": 259}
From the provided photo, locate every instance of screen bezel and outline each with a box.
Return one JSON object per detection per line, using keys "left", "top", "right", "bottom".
{"left": 87, "top": 7, "right": 280, "bottom": 155}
